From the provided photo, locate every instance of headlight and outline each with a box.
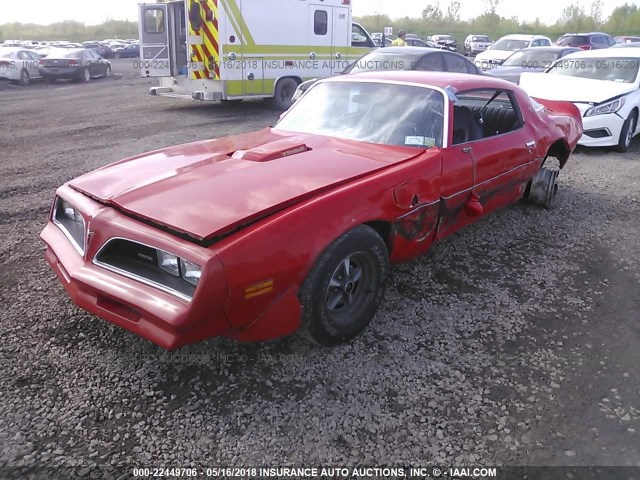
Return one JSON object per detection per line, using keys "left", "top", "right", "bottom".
{"left": 180, "top": 258, "right": 202, "bottom": 286}
{"left": 584, "top": 97, "right": 626, "bottom": 117}
{"left": 157, "top": 250, "right": 179, "bottom": 277}
{"left": 158, "top": 249, "right": 201, "bottom": 285}
{"left": 53, "top": 197, "right": 85, "bottom": 255}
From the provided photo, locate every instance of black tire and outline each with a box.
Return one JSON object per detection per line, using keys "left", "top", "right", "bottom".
{"left": 19, "top": 69, "right": 30, "bottom": 86}
{"left": 81, "top": 67, "right": 91, "bottom": 82}
{"left": 298, "top": 225, "right": 389, "bottom": 346}
{"left": 267, "top": 78, "right": 299, "bottom": 110}
{"left": 614, "top": 111, "right": 637, "bottom": 153}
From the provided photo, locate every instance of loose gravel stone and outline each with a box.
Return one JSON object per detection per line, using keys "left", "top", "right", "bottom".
{"left": 0, "top": 59, "right": 639, "bottom": 470}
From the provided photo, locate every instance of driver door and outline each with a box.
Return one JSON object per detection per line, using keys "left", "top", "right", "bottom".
{"left": 437, "top": 89, "right": 536, "bottom": 239}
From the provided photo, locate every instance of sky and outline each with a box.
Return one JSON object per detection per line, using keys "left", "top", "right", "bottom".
{"left": 0, "top": 0, "right": 635, "bottom": 26}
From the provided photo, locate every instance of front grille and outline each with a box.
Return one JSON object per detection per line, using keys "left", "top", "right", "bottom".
{"left": 94, "top": 239, "right": 196, "bottom": 301}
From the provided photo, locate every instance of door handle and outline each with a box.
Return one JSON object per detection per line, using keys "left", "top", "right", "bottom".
{"left": 462, "top": 146, "right": 472, "bottom": 153}
{"left": 525, "top": 140, "right": 535, "bottom": 148}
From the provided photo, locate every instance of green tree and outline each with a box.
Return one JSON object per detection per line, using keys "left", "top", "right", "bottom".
{"left": 446, "top": 1, "right": 461, "bottom": 22}
{"left": 422, "top": 2, "right": 443, "bottom": 21}
{"left": 484, "top": 0, "right": 500, "bottom": 15}
{"left": 590, "top": 0, "right": 603, "bottom": 27}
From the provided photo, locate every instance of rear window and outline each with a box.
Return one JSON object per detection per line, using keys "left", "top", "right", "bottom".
{"left": 557, "top": 35, "right": 588, "bottom": 47}
{"left": 472, "top": 36, "right": 490, "bottom": 42}
{"left": 145, "top": 8, "right": 165, "bottom": 34}
{"left": 492, "top": 39, "right": 529, "bottom": 51}
{"left": 48, "top": 49, "right": 83, "bottom": 59}
{"left": 348, "top": 52, "right": 417, "bottom": 73}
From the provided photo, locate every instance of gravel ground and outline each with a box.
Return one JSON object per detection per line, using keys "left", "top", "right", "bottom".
{"left": 0, "top": 59, "right": 639, "bottom": 476}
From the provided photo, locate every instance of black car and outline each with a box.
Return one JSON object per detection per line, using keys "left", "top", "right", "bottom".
{"left": 555, "top": 32, "right": 616, "bottom": 50}
{"left": 39, "top": 48, "right": 111, "bottom": 83}
{"left": 82, "top": 41, "right": 114, "bottom": 58}
{"left": 430, "top": 34, "right": 458, "bottom": 52}
{"left": 406, "top": 34, "right": 447, "bottom": 50}
{"left": 292, "top": 47, "right": 482, "bottom": 102}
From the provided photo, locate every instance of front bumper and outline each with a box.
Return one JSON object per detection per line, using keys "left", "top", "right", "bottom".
{"left": 469, "top": 46, "right": 489, "bottom": 55}
{"left": 577, "top": 112, "right": 624, "bottom": 147}
{"left": 40, "top": 186, "right": 231, "bottom": 349}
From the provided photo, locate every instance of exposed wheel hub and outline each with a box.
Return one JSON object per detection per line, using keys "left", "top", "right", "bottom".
{"left": 529, "top": 167, "right": 559, "bottom": 209}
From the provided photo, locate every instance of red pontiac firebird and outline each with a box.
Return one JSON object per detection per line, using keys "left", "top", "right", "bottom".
{"left": 41, "top": 72, "right": 582, "bottom": 350}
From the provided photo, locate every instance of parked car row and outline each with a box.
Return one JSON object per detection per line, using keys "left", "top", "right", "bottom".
{"left": 293, "top": 41, "right": 640, "bottom": 154}
{"left": 0, "top": 47, "right": 112, "bottom": 86}
{"left": 371, "top": 31, "right": 638, "bottom": 58}
{"left": 0, "top": 39, "right": 139, "bottom": 59}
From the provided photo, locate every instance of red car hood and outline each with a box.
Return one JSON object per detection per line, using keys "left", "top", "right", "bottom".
{"left": 70, "top": 128, "right": 426, "bottom": 242}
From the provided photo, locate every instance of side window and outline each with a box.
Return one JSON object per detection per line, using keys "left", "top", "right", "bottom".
{"left": 351, "top": 24, "right": 371, "bottom": 47}
{"left": 541, "top": 38, "right": 551, "bottom": 46}
{"left": 314, "top": 10, "right": 328, "bottom": 36}
{"left": 18, "top": 51, "right": 30, "bottom": 60}
{"left": 444, "top": 53, "right": 470, "bottom": 73}
{"left": 591, "top": 35, "right": 605, "bottom": 45}
{"left": 418, "top": 53, "right": 445, "bottom": 71}
{"left": 453, "top": 89, "right": 523, "bottom": 143}
{"left": 531, "top": 39, "right": 540, "bottom": 47}
{"left": 145, "top": 8, "right": 166, "bottom": 34}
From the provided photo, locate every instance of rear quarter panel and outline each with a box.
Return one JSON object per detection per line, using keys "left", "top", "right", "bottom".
{"left": 518, "top": 91, "right": 583, "bottom": 160}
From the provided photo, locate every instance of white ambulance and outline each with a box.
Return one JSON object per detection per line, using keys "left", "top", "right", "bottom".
{"left": 138, "top": 0, "right": 376, "bottom": 108}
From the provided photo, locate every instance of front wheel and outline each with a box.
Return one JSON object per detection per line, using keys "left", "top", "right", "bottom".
{"left": 19, "top": 69, "right": 30, "bottom": 86}
{"left": 298, "top": 225, "right": 389, "bottom": 346}
{"left": 614, "top": 111, "right": 637, "bottom": 153}
{"left": 266, "top": 78, "right": 298, "bottom": 110}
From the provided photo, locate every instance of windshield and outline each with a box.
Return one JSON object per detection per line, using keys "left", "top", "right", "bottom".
{"left": 503, "top": 50, "right": 563, "bottom": 67}
{"left": 557, "top": 36, "right": 587, "bottom": 47}
{"left": 548, "top": 57, "right": 640, "bottom": 83}
{"left": 472, "top": 35, "right": 490, "bottom": 43}
{"left": 348, "top": 52, "right": 418, "bottom": 74}
{"left": 492, "top": 39, "right": 529, "bottom": 51}
{"left": 276, "top": 81, "right": 445, "bottom": 148}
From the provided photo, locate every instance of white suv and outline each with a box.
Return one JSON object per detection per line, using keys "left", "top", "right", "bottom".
{"left": 475, "top": 34, "right": 552, "bottom": 70}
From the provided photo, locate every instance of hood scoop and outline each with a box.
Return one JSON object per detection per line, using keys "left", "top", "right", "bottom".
{"left": 231, "top": 136, "right": 311, "bottom": 162}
